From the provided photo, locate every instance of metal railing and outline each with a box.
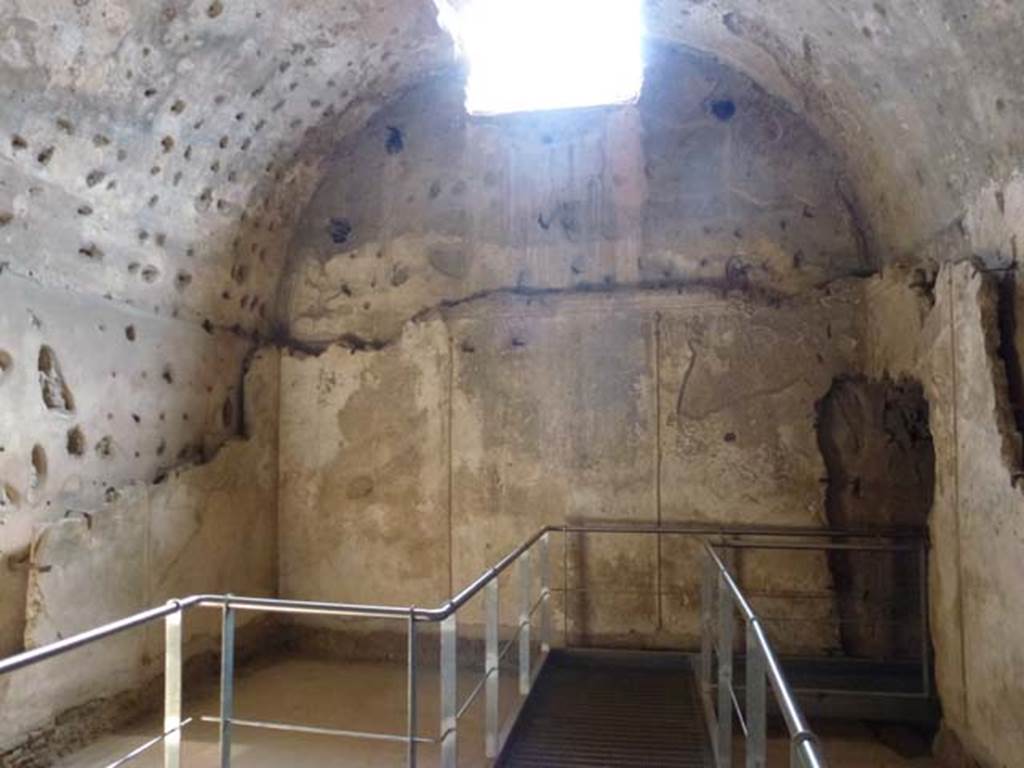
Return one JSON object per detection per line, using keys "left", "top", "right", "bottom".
{"left": 702, "top": 543, "right": 827, "bottom": 768}
{"left": 0, "top": 522, "right": 925, "bottom": 767}
{"left": 0, "top": 528, "right": 556, "bottom": 768}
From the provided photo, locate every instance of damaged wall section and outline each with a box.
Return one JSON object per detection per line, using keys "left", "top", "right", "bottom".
{"left": 862, "top": 262, "right": 1024, "bottom": 768}
{"left": 0, "top": 275, "right": 251, "bottom": 660}
{"left": 280, "top": 44, "right": 868, "bottom": 348}
{"left": 278, "top": 283, "right": 862, "bottom": 653}
{"left": 0, "top": 349, "right": 280, "bottom": 765}
{"left": 817, "top": 375, "right": 934, "bottom": 660}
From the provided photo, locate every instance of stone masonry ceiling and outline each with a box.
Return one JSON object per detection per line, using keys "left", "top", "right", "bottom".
{"left": 1, "top": 0, "right": 1022, "bottom": 333}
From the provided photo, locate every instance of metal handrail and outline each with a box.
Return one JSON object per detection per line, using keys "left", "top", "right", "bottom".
{"left": 703, "top": 543, "right": 829, "bottom": 768}
{"left": 0, "top": 523, "right": 921, "bottom": 675}
{"left": 0, "top": 523, "right": 922, "bottom": 767}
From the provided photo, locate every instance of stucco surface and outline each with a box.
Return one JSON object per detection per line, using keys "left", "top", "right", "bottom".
{"left": 279, "top": 285, "right": 860, "bottom": 654}
{"left": 0, "top": 274, "right": 249, "bottom": 657}
{"left": 283, "top": 45, "right": 864, "bottom": 346}
{"left": 864, "top": 263, "right": 1024, "bottom": 767}
{"left": 0, "top": 349, "right": 279, "bottom": 759}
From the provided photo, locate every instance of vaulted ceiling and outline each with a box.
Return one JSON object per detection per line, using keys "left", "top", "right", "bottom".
{"left": 1, "top": 0, "right": 1020, "bottom": 334}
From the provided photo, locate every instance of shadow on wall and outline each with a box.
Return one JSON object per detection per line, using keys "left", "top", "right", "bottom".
{"left": 817, "top": 376, "right": 935, "bottom": 661}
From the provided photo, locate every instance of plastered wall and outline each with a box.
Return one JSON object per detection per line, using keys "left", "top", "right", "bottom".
{"left": 276, "top": 46, "right": 869, "bottom": 654}
{"left": 0, "top": 349, "right": 279, "bottom": 762}
{"left": 2, "top": 2, "right": 1024, "bottom": 763}
{"left": 864, "top": 262, "right": 1024, "bottom": 768}
{"left": 279, "top": 286, "right": 860, "bottom": 655}
{"left": 0, "top": 275, "right": 251, "bottom": 659}
{"left": 280, "top": 45, "right": 867, "bottom": 347}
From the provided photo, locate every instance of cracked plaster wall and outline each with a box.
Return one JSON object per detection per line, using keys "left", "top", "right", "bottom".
{"left": 863, "top": 262, "right": 1024, "bottom": 768}
{"left": 0, "top": 275, "right": 250, "bottom": 659}
{"left": 279, "top": 285, "right": 861, "bottom": 654}
{"left": 275, "top": 45, "right": 867, "bottom": 657}
{"left": 0, "top": 348, "right": 279, "bottom": 762}
{"left": 282, "top": 44, "right": 867, "bottom": 346}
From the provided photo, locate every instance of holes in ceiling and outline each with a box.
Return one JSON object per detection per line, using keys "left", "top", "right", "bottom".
{"left": 710, "top": 99, "right": 737, "bottom": 121}
{"left": 66, "top": 426, "right": 86, "bottom": 457}
{"left": 0, "top": 3, "right": 419, "bottom": 340}
{"left": 30, "top": 445, "right": 47, "bottom": 491}
{"left": 37, "top": 345, "right": 75, "bottom": 414}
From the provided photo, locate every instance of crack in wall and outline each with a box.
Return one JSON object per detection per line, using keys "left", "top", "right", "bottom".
{"left": 282, "top": 277, "right": 817, "bottom": 356}
{"left": 675, "top": 339, "right": 698, "bottom": 426}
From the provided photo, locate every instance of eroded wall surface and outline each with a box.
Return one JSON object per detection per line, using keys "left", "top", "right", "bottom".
{"left": 0, "top": 348, "right": 279, "bottom": 763}
{"left": 279, "top": 285, "right": 860, "bottom": 652}
{"left": 0, "top": 276, "right": 251, "bottom": 658}
{"left": 276, "top": 45, "right": 867, "bottom": 653}
{"left": 864, "top": 262, "right": 1024, "bottom": 768}
{"left": 1, "top": 3, "right": 1022, "bottom": 766}
{"left": 281, "top": 45, "right": 866, "bottom": 346}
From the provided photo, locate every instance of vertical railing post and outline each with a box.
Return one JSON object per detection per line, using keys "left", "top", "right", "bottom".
{"left": 700, "top": 550, "right": 714, "bottom": 695}
{"left": 440, "top": 613, "right": 458, "bottom": 768}
{"left": 163, "top": 604, "right": 182, "bottom": 768}
{"left": 485, "top": 579, "right": 499, "bottom": 758}
{"left": 219, "top": 598, "right": 236, "bottom": 768}
{"left": 716, "top": 572, "right": 734, "bottom": 768}
{"left": 562, "top": 530, "right": 570, "bottom": 647}
{"left": 518, "top": 549, "right": 532, "bottom": 696}
{"left": 746, "top": 621, "right": 767, "bottom": 768}
{"left": 539, "top": 533, "right": 551, "bottom": 653}
{"left": 407, "top": 609, "right": 418, "bottom": 768}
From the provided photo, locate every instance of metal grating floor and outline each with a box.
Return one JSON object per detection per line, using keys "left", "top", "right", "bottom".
{"left": 497, "top": 650, "right": 708, "bottom": 767}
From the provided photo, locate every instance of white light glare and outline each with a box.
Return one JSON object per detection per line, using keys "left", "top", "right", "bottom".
{"left": 438, "top": 0, "right": 645, "bottom": 116}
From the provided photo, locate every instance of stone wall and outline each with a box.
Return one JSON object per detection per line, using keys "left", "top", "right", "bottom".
{"left": 278, "top": 285, "right": 860, "bottom": 652}
{"left": 1, "top": 4, "right": 1023, "bottom": 766}
{"left": 863, "top": 262, "right": 1024, "bottom": 768}
{"left": 0, "top": 349, "right": 280, "bottom": 762}
{"left": 0, "top": 275, "right": 251, "bottom": 658}
{"left": 817, "top": 376, "right": 934, "bottom": 660}
{"left": 275, "top": 45, "right": 868, "bottom": 653}
{"left": 279, "top": 45, "right": 867, "bottom": 347}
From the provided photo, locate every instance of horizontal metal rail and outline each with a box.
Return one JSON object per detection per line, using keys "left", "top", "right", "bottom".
{"left": 0, "top": 523, "right": 923, "bottom": 678}
{"left": 199, "top": 716, "right": 436, "bottom": 745}
{"left": 103, "top": 718, "right": 193, "bottom": 768}
{"left": 0, "top": 598, "right": 198, "bottom": 676}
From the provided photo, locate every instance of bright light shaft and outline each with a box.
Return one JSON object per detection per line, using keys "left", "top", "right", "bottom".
{"left": 439, "top": 0, "right": 645, "bottom": 115}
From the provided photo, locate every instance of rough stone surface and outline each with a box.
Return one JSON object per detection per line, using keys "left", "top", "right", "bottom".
{"left": 818, "top": 376, "right": 934, "bottom": 659}
{"left": 864, "top": 263, "right": 1024, "bottom": 768}
{"left": 0, "top": 349, "right": 279, "bottom": 758}
{"left": 282, "top": 45, "right": 865, "bottom": 345}
{"left": 279, "top": 285, "right": 861, "bottom": 653}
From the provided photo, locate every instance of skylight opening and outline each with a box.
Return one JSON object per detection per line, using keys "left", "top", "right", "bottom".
{"left": 436, "top": 0, "right": 645, "bottom": 116}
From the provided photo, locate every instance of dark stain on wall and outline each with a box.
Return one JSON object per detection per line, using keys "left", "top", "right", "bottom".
{"left": 817, "top": 375, "right": 934, "bottom": 660}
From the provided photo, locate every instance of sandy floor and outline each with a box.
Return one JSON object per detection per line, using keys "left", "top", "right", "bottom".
{"left": 58, "top": 658, "right": 936, "bottom": 767}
